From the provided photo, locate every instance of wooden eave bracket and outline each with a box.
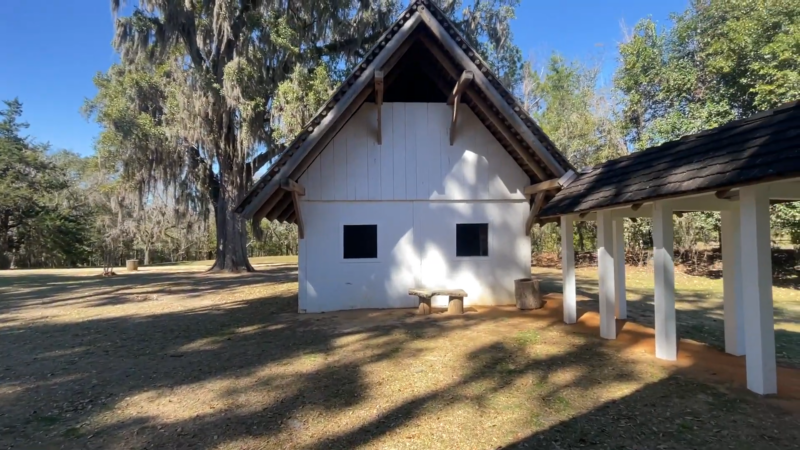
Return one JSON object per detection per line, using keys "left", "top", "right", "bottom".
{"left": 280, "top": 179, "right": 306, "bottom": 239}
{"left": 715, "top": 188, "right": 739, "bottom": 201}
{"left": 375, "top": 70, "right": 384, "bottom": 145}
{"left": 449, "top": 71, "right": 474, "bottom": 146}
{"left": 523, "top": 170, "right": 576, "bottom": 197}
{"left": 525, "top": 192, "right": 547, "bottom": 236}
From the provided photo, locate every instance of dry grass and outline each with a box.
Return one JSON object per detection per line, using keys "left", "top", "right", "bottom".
{"left": 533, "top": 265, "right": 800, "bottom": 367}
{"left": 0, "top": 261, "right": 799, "bottom": 449}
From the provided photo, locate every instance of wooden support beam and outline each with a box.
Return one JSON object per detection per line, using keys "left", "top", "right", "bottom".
{"left": 653, "top": 201, "right": 677, "bottom": 361}
{"left": 715, "top": 189, "right": 739, "bottom": 200}
{"left": 561, "top": 215, "right": 577, "bottom": 324}
{"left": 276, "top": 199, "right": 295, "bottom": 223}
{"left": 721, "top": 206, "right": 745, "bottom": 356}
{"left": 417, "top": 35, "right": 550, "bottom": 181}
{"left": 739, "top": 185, "right": 777, "bottom": 394}
{"left": 266, "top": 192, "right": 293, "bottom": 222}
{"left": 525, "top": 192, "right": 546, "bottom": 236}
{"left": 291, "top": 190, "right": 305, "bottom": 239}
{"left": 448, "top": 70, "right": 474, "bottom": 105}
{"left": 597, "top": 210, "right": 616, "bottom": 340}
{"left": 418, "top": 7, "right": 566, "bottom": 177}
{"left": 524, "top": 178, "right": 561, "bottom": 196}
{"left": 558, "top": 169, "right": 577, "bottom": 188}
{"left": 375, "top": 70, "right": 384, "bottom": 145}
{"left": 613, "top": 218, "right": 627, "bottom": 319}
{"left": 449, "top": 72, "right": 473, "bottom": 145}
{"left": 280, "top": 178, "right": 306, "bottom": 196}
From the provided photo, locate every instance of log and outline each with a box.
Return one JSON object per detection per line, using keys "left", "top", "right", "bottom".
{"left": 126, "top": 259, "right": 139, "bottom": 272}
{"left": 515, "top": 278, "right": 543, "bottom": 310}
{"left": 448, "top": 296, "right": 464, "bottom": 314}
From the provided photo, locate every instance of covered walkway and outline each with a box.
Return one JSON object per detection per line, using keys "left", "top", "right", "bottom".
{"left": 535, "top": 101, "right": 800, "bottom": 395}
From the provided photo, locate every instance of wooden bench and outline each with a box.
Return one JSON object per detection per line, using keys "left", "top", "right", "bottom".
{"left": 408, "top": 288, "right": 468, "bottom": 315}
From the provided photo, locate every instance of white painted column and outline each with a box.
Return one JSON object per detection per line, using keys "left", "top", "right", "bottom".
{"left": 739, "top": 185, "right": 777, "bottom": 395}
{"left": 721, "top": 206, "right": 745, "bottom": 356}
{"left": 652, "top": 201, "right": 677, "bottom": 361}
{"left": 597, "top": 211, "right": 616, "bottom": 339}
{"left": 613, "top": 218, "right": 627, "bottom": 319}
{"left": 561, "top": 215, "right": 577, "bottom": 324}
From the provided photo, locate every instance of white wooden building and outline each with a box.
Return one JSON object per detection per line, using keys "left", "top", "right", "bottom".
{"left": 237, "top": 1, "right": 573, "bottom": 312}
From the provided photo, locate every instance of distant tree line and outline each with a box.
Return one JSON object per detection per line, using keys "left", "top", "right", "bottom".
{"left": 2, "top": 0, "right": 798, "bottom": 269}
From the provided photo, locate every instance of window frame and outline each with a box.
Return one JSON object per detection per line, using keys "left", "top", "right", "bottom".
{"left": 340, "top": 223, "right": 381, "bottom": 263}
{"left": 454, "top": 222, "right": 490, "bottom": 259}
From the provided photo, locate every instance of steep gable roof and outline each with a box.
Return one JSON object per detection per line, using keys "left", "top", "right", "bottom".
{"left": 237, "top": 0, "right": 572, "bottom": 222}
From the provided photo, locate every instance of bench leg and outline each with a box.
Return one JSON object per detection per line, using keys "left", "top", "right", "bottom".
{"left": 417, "top": 296, "right": 432, "bottom": 315}
{"left": 448, "top": 296, "right": 464, "bottom": 314}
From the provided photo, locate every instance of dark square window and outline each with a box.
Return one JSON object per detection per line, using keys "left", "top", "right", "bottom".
{"left": 456, "top": 223, "right": 489, "bottom": 257}
{"left": 343, "top": 225, "right": 378, "bottom": 259}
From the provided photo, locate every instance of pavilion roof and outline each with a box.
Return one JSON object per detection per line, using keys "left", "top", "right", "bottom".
{"left": 539, "top": 101, "right": 800, "bottom": 219}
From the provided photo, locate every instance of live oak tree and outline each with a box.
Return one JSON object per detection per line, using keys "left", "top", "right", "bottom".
{"left": 102, "top": 0, "right": 401, "bottom": 272}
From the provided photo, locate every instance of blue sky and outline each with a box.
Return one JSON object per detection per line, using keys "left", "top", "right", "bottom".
{"left": 0, "top": 0, "right": 685, "bottom": 157}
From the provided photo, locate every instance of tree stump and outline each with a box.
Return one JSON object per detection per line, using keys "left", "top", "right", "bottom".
{"left": 515, "top": 278, "right": 543, "bottom": 310}
{"left": 448, "top": 296, "right": 464, "bottom": 314}
{"left": 126, "top": 259, "right": 139, "bottom": 272}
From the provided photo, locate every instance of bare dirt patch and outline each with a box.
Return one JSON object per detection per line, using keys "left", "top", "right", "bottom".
{"left": 1, "top": 263, "right": 799, "bottom": 449}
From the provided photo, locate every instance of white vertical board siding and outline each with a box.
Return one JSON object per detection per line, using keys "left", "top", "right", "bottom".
{"left": 301, "top": 201, "right": 418, "bottom": 312}
{"left": 380, "top": 105, "right": 394, "bottom": 200}
{"left": 392, "top": 103, "right": 406, "bottom": 199}
{"left": 296, "top": 102, "right": 532, "bottom": 312}
{"left": 414, "top": 201, "right": 530, "bottom": 306}
{"left": 298, "top": 199, "right": 529, "bottom": 312}
{"left": 300, "top": 103, "right": 528, "bottom": 201}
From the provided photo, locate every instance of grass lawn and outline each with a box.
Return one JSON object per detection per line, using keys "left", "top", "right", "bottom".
{"left": 0, "top": 263, "right": 798, "bottom": 449}
{"left": 532, "top": 265, "right": 800, "bottom": 367}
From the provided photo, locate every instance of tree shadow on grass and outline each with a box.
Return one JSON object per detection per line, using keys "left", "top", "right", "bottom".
{"left": 2, "top": 264, "right": 799, "bottom": 449}
{"left": 0, "top": 266, "right": 298, "bottom": 314}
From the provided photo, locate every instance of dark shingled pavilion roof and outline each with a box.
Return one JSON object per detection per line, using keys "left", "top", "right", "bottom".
{"left": 539, "top": 101, "right": 800, "bottom": 219}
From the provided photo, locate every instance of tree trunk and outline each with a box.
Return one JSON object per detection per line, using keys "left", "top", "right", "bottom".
{"left": 209, "top": 158, "right": 254, "bottom": 272}
{"left": 144, "top": 246, "right": 151, "bottom": 266}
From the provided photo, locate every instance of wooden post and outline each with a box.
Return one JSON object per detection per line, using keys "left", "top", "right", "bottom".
{"left": 525, "top": 192, "right": 546, "bottom": 236}
{"left": 597, "top": 210, "right": 616, "bottom": 339}
{"left": 739, "top": 185, "right": 777, "bottom": 395}
{"left": 417, "top": 296, "right": 432, "bottom": 315}
{"left": 375, "top": 70, "right": 384, "bottom": 145}
{"left": 613, "top": 218, "right": 627, "bottom": 319}
{"left": 653, "top": 201, "right": 677, "bottom": 360}
{"left": 448, "top": 295, "right": 464, "bottom": 314}
{"left": 449, "top": 71, "right": 473, "bottom": 146}
{"left": 721, "top": 206, "right": 745, "bottom": 356}
{"left": 561, "top": 215, "right": 577, "bottom": 324}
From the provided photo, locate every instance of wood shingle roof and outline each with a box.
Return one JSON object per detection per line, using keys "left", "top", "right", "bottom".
{"left": 539, "top": 101, "right": 800, "bottom": 218}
